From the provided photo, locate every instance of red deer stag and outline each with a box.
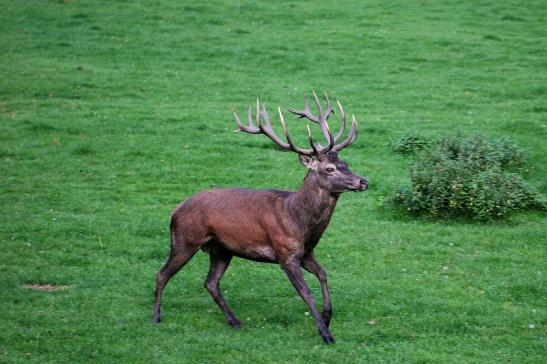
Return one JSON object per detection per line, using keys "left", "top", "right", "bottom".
{"left": 152, "top": 92, "right": 368, "bottom": 344}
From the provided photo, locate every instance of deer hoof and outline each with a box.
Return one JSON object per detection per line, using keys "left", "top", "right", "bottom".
{"left": 229, "top": 319, "right": 241, "bottom": 329}
{"left": 320, "top": 332, "right": 336, "bottom": 344}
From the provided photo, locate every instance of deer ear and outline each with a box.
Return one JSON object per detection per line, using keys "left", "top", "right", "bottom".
{"left": 298, "top": 154, "right": 318, "bottom": 170}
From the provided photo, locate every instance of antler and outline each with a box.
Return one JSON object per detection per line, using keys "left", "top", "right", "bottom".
{"left": 332, "top": 99, "right": 358, "bottom": 152}
{"left": 233, "top": 92, "right": 358, "bottom": 156}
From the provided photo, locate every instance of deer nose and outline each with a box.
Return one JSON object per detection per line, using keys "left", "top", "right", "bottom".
{"left": 359, "top": 179, "right": 368, "bottom": 190}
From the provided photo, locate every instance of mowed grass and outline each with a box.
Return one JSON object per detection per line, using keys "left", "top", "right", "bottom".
{"left": 1, "top": 0, "right": 545, "bottom": 363}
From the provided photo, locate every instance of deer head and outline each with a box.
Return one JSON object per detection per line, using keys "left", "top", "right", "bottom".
{"left": 233, "top": 91, "right": 368, "bottom": 194}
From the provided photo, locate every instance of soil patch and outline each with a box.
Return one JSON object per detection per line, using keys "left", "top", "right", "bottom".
{"left": 23, "top": 284, "right": 73, "bottom": 292}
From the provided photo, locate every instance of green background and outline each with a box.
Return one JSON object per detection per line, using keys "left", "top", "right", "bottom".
{"left": 1, "top": 1, "right": 545, "bottom": 363}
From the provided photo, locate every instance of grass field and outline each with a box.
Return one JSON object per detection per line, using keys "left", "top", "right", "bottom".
{"left": 1, "top": 0, "right": 545, "bottom": 363}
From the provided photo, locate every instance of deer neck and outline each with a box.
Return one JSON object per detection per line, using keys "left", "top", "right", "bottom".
{"left": 287, "top": 171, "right": 339, "bottom": 240}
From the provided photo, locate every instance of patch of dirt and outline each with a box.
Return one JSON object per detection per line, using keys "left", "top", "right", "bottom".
{"left": 23, "top": 284, "right": 73, "bottom": 292}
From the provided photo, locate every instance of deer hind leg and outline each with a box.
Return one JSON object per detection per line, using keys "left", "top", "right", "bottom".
{"left": 204, "top": 245, "right": 240, "bottom": 328}
{"left": 152, "top": 231, "right": 201, "bottom": 324}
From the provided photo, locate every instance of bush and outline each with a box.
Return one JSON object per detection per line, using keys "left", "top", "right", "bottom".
{"left": 391, "top": 134, "right": 432, "bottom": 155}
{"left": 394, "top": 135, "right": 545, "bottom": 221}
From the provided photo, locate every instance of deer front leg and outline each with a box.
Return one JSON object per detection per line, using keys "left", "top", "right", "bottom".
{"left": 280, "top": 256, "right": 335, "bottom": 344}
{"left": 301, "top": 253, "right": 332, "bottom": 327}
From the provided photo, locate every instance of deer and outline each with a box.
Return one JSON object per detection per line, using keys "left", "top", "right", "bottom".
{"left": 152, "top": 91, "right": 368, "bottom": 344}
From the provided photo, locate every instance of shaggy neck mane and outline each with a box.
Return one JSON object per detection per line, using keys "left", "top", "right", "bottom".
{"left": 286, "top": 171, "right": 339, "bottom": 241}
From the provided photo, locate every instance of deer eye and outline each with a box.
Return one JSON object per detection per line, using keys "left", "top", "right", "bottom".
{"left": 326, "top": 167, "right": 335, "bottom": 173}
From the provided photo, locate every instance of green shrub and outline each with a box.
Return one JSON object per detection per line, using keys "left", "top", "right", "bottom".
{"left": 394, "top": 135, "right": 545, "bottom": 220}
{"left": 391, "top": 134, "right": 432, "bottom": 155}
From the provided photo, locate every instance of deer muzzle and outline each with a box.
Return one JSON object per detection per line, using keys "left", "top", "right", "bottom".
{"left": 346, "top": 174, "right": 368, "bottom": 192}
{"left": 358, "top": 178, "right": 368, "bottom": 191}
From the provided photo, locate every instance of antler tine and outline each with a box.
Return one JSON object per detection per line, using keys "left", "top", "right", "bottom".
{"left": 333, "top": 114, "right": 358, "bottom": 152}
{"left": 278, "top": 107, "right": 295, "bottom": 148}
{"left": 256, "top": 104, "right": 293, "bottom": 149}
{"left": 278, "top": 107, "right": 315, "bottom": 155}
{"left": 287, "top": 95, "right": 320, "bottom": 123}
{"left": 313, "top": 90, "right": 335, "bottom": 154}
{"left": 256, "top": 98, "right": 260, "bottom": 124}
{"left": 259, "top": 102, "right": 272, "bottom": 128}
{"left": 233, "top": 107, "right": 260, "bottom": 134}
{"left": 312, "top": 90, "right": 323, "bottom": 117}
{"left": 306, "top": 124, "right": 319, "bottom": 155}
{"left": 323, "top": 90, "right": 334, "bottom": 121}
{"left": 333, "top": 99, "right": 346, "bottom": 142}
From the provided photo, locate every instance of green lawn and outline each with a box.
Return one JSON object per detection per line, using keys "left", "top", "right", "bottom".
{"left": 1, "top": 1, "right": 545, "bottom": 363}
